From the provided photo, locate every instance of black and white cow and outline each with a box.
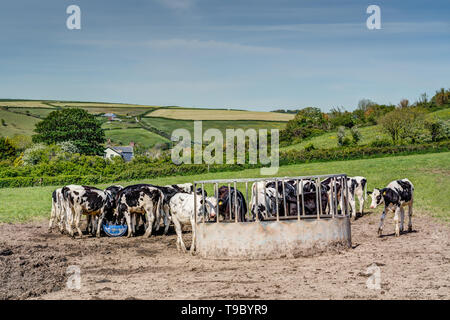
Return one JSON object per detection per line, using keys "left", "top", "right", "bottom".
{"left": 115, "top": 184, "right": 164, "bottom": 238}
{"left": 48, "top": 188, "right": 65, "bottom": 233}
{"left": 86, "top": 185, "right": 124, "bottom": 235}
{"left": 368, "top": 178, "right": 414, "bottom": 237}
{"left": 346, "top": 176, "right": 367, "bottom": 218}
{"left": 216, "top": 186, "right": 247, "bottom": 222}
{"left": 249, "top": 181, "right": 278, "bottom": 220}
{"left": 61, "top": 185, "right": 119, "bottom": 237}
{"left": 250, "top": 180, "right": 328, "bottom": 220}
{"left": 168, "top": 193, "right": 217, "bottom": 254}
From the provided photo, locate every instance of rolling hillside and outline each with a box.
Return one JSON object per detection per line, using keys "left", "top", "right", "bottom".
{"left": 0, "top": 100, "right": 290, "bottom": 149}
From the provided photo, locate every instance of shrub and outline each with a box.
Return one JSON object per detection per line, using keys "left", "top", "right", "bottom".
{"left": 304, "top": 143, "right": 316, "bottom": 152}
{"left": 337, "top": 127, "right": 351, "bottom": 147}
{"left": 350, "top": 126, "right": 361, "bottom": 144}
{"left": 0, "top": 137, "right": 16, "bottom": 160}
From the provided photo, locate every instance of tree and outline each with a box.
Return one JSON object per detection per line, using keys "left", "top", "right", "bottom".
{"left": 33, "top": 108, "right": 105, "bottom": 155}
{"left": 379, "top": 107, "right": 424, "bottom": 144}
{"left": 0, "top": 137, "right": 17, "bottom": 160}
{"left": 281, "top": 107, "right": 327, "bottom": 143}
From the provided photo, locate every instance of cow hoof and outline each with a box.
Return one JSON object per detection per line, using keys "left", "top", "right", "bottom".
{"left": 408, "top": 226, "right": 413, "bottom": 232}
{"left": 377, "top": 228, "right": 383, "bottom": 236}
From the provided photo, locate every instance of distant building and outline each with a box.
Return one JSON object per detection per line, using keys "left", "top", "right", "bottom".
{"left": 103, "top": 113, "right": 121, "bottom": 121}
{"left": 104, "top": 145, "right": 134, "bottom": 162}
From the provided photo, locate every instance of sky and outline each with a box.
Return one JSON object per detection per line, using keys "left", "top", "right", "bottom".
{"left": 0, "top": 0, "right": 449, "bottom": 111}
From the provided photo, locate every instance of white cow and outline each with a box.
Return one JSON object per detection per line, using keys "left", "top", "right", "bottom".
{"left": 168, "top": 193, "right": 217, "bottom": 254}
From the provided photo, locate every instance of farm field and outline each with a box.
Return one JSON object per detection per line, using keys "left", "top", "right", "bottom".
{"left": 282, "top": 125, "right": 389, "bottom": 151}
{"left": 104, "top": 128, "right": 170, "bottom": 149}
{"left": 0, "top": 109, "right": 40, "bottom": 137}
{"left": 0, "top": 100, "right": 55, "bottom": 108}
{"left": 1, "top": 185, "right": 449, "bottom": 300}
{"left": 1, "top": 151, "right": 449, "bottom": 223}
{"left": 146, "top": 108, "right": 295, "bottom": 121}
{"left": 141, "top": 117, "right": 287, "bottom": 137}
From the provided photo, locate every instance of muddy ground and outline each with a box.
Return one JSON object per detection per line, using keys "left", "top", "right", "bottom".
{"left": 0, "top": 211, "right": 449, "bottom": 300}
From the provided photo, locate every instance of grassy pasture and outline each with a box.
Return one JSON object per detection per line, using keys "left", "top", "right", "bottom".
{"left": 428, "top": 108, "right": 450, "bottom": 121}
{"left": 0, "top": 109, "right": 40, "bottom": 137}
{"left": 7, "top": 107, "right": 55, "bottom": 119}
{"left": 141, "top": 117, "right": 287, "bottom": 137}
{"left": 104, "top": 128, "right": 169, "bottom": 148}
{"left": 60, "top": 106, "right": 157, "bottom": 116}
{"left": 0, "top": 152, "right": 448, "bottom": 223}
{"left": 282, "top": 125, "right": 389, "bottom": 151}
{"left": 0, "top": 101, "right": 55, "bottom": 108}
{"left": 146, "top": 108, "right": 294, "bottom": 121}
{"left": 50, "top": 102, "right": 160, "bottom": 108}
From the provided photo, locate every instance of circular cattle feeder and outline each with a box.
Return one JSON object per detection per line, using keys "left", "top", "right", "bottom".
{"left": 193, "top": 174, "right": 352, "bottom": 260}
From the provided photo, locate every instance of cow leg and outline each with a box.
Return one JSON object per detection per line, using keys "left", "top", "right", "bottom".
{"left": 358, "top": 194, "right": 365, "bottom": 215}
{"left": 350, "top": 196, "right": 356, "bottom": 219}
{"left": 408, "top": 202, "right": 413, "bottom": 232}
{"left": 75, "top": 213, "right": 83, "bottom": 238}
{"left": 163, "top": 206, "right": 171, "bottom": 235}
{"left": 172, "top": 217, "right": 186, "bottom": 253}
{"left": 96, "top": 213, "right": 104, "bottom": 237}
{"left": 124, "top": 211, "right": 133, "bottom": 237}
{"left": 377, "top": 209, "right": 386, "bottom": 236}
{"left": 394, "top": 207, "right": 401, "bottom": 237}
{"left": 399, "top": 206, "right": 405, "bottom": 233}
{"left": 48, "top": 204, "right": 56, "bottom": 232}
{"left": 144, "top": 207, "right": 155, "bottom": 238}
{"left": 189, "top": 216, "right": 196, "bottom": 255}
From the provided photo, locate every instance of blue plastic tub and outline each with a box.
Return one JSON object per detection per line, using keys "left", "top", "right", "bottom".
{"left": 103, "top": 223, "right": 128, "bottom": 237}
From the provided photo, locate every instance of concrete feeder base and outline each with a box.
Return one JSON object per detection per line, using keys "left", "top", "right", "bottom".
{"left": 195, "top": 217, "right": 351, "bottom": 260}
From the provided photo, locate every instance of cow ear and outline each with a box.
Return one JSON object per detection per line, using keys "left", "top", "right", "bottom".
{"left": 367, "top": 191, "right": 372, "bottom": 195}
{"left": 380, "top": 188, "right": 388, "bottom": 196}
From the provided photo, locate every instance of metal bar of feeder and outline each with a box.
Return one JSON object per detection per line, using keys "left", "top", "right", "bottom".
{"left": 282, "top": 179, "right": 287, "bottom": 217}
{"left": 227, "top": 183, "right": 232, "bottom": 221}
{"left": 275, "top": 179, "right": 279, "bottom": 221}
{"left": 255, "top": 181, "right": 259, "bottom": 222}
{"left": 234, "top": 181, "right": 238, "bottom": 223}
{"left": 315, "top": 178, "right": 320, "bottom": 219}
{"left": 333, "top": 177, "right": 337, "bottom": 218}
{"left": 245, "top": 182, "right": 249, "bottom": 221}
{"left": 201, "top": 183, "right": 205, "bottom": 221}
{"left": 194, "top": 173, "right": 347, "bottom": 184}
{"left": 301, "top": 179, "right": 305, "bottom": 217}
{"left": 194, "top": 182, "right": 197, "bottom": 224}
{"left": 263, "top": 181, "right": 267, "bottom": 219}
{"left": 318, "top": 178, "right": 323, "bottom": 218}
{"left": 215, "top": 183, "right": 219, "bottom": 224}
{"left": 296, "top": 179, "right": 300, "bottom": 220}
{"left": 345, "top": 176, "right": 350, "bottom": 217}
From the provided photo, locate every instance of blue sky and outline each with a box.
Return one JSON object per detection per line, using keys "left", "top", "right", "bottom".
{"left": 0, "top": 0, "right": 449, "bottom": 111}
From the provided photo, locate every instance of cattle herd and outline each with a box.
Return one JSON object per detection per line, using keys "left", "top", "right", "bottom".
{"left": 48, "top": 176, "right": 415, "bottom": 253}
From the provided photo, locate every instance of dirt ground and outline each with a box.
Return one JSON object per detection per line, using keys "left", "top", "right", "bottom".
{"left": 1, "top": 211, "right": 449, "bottom": 300}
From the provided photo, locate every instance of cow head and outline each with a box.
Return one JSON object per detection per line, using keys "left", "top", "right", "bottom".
{"left": 198, "top": 197, "right": 217, "bottom": 221}
{"left": 368, "top": 188, "right": 384, "bottom": 209}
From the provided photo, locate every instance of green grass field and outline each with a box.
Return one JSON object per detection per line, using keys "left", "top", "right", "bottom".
{"left": 428, "top": 108, "right": 450, "bottom": 121}
{"left": 1, "top": 152, "right": 448, "bottom": 223}
{"left": 141, "top": 117, "right": 287, "bottom": 137}
{"left": 282, "top": 125, "right": 389, "bottom": 151}
{"left": 104, "top": 128, "right": 170, "bottom": 148}
{"left": 0, "top": 109, "right": 40, "bottom": 137}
